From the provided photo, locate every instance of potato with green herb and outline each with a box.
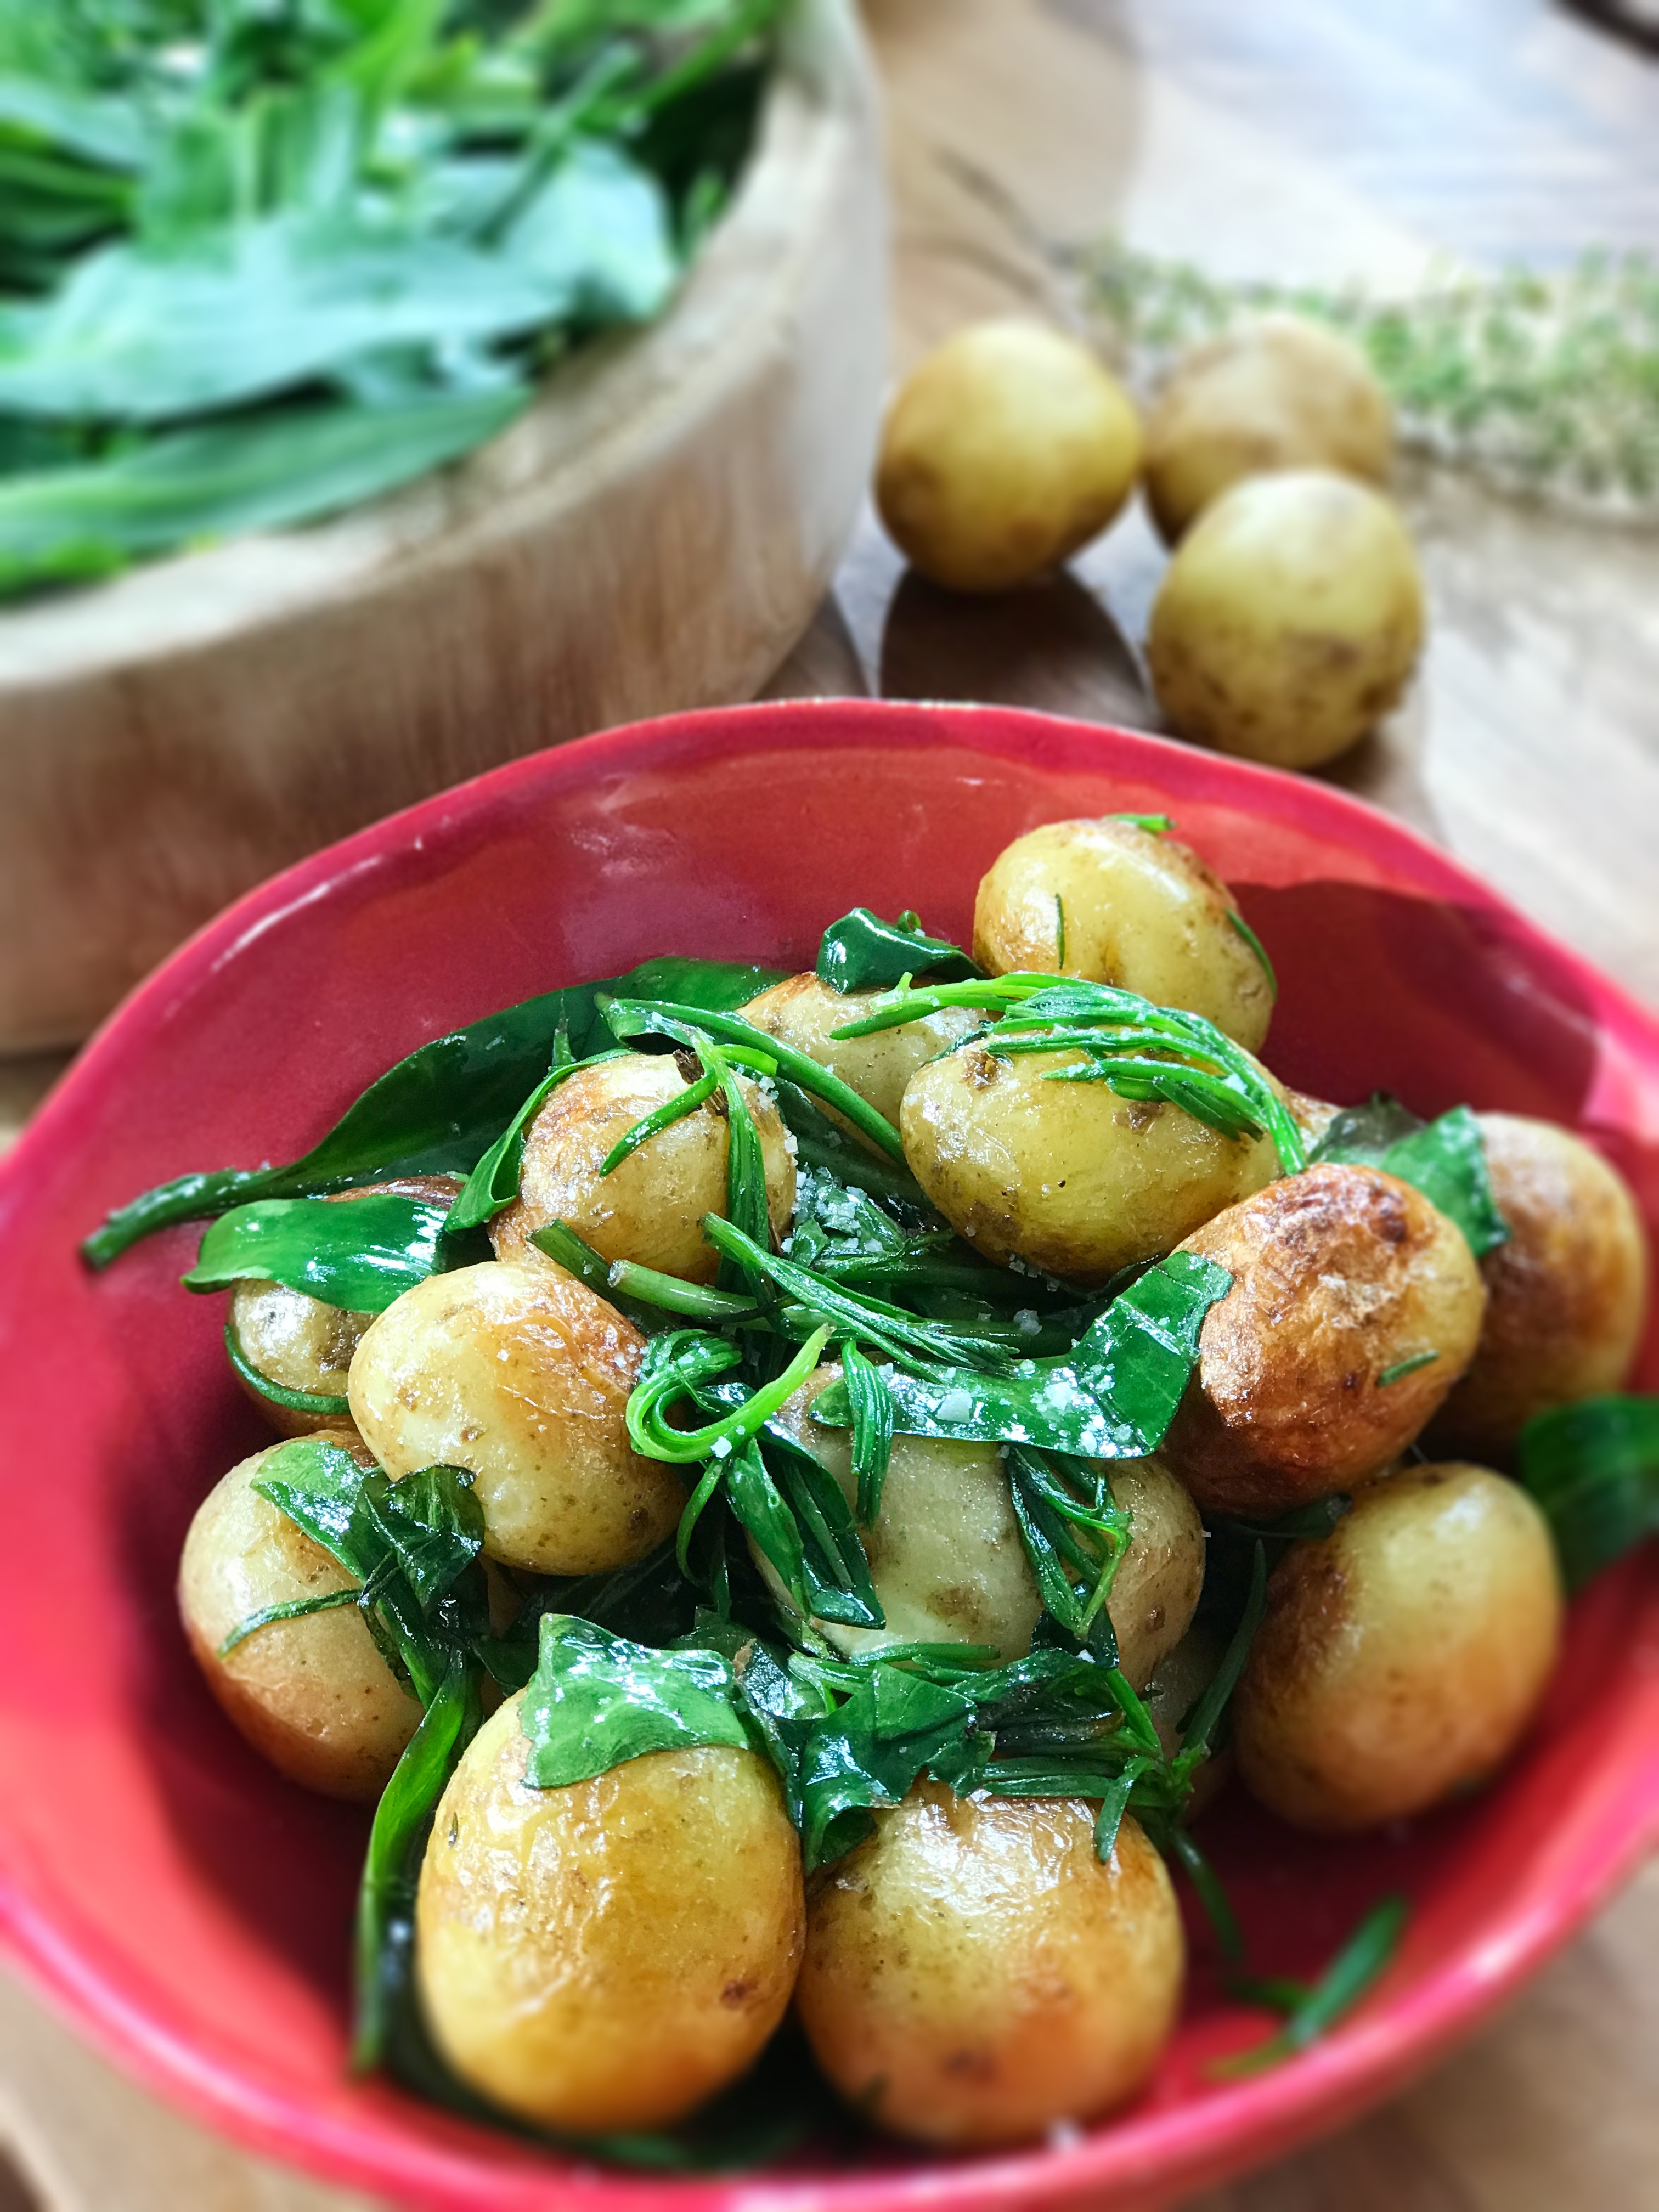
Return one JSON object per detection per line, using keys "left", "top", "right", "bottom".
{"left": 738, "top": 973, "right": 980, "bottom": 1132}
{"left": 417, "top": 1697, "right": 804, "bottom": 2133}
{"left": 1234, "top": 1463, "right": 1562, "bottom": 1832}
{"left": 1164, "top": 1163, "right": 1486, "bottom": 1518}
{"left": 876, "top": 319, "right": 1142, "bottom": 594}
{"left": 900, "top": 1039, "right": 1280, "bottom": 1283}
{"left": 1142, "top": 313, "right": 1395, "bottom": 544}
{"left": 1144, "top": 1623, "right": 1231, "bottom": 1815}
{"left": 1147, "top": 469, "right": 1425, "bottom": 769}
{"left": 971, "top": 815, "right": 1273, "bottom": 1051}
{"left": 490, "top": 1051, "right": 793, "bottom": 1283}
{"left": 798, "top": 1780, "right": 1182, "bottom": 2145}
{"left": 229, "top": 1174, "right": 462, "bottom": 1436}
{"left": 1430, "top": 1114, "right": 1650, "bottom": 1461}
{"left": 178, "top": 1434, "right": 422, "bottom": 1803}
{"left": 348, "top": 1259, "right": 682, "bottom": 1574}
{"left": 768, "top": 1370, "right": 1204, "bottom": 1683}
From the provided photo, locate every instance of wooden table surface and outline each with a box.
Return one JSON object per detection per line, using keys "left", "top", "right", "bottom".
{"left": 3, "top": 1, "right": 1657, "bottom": 2205}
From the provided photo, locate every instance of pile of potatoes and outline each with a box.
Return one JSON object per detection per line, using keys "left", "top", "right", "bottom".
{"left": 876, "top": 313, "right": 1424, "bottom": 771}
{"left": 177, "top": 815, "right": 1647, "bottom": 2152}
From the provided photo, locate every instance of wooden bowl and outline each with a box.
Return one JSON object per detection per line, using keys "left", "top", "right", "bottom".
{"left": 0, "top": 700, "right": 1655, "bottom": 2210}
{"left": 0, "top": 0, "right": 885, "bottom": 1053}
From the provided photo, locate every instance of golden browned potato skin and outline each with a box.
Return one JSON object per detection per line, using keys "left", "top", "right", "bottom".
{"left": 900, "top": 1040, "right": 1280, "bottom": 1283}
{"left": 1233, "top": 1463, "right": 1562, "bottom": 1833}
{"left": 490, "top": 1053, "right": 793, "bottom": 1284}
{"left": 229, "top": 1174, "right": 463, "bottom": 1436}
{"left": 1142, "top": 314, "right": 1394, "bottom": 544}
{"left": 737, "top": 973, "right": 981, "bottom": 1133}
{"left": 771, "top": 1373, "right": 1203, "bottom": 1681}
{"left": 178, "top": 1435, "right": 422, "bottom": 1802}
{"left": 797, "top": 1783, "right": 1182, "bottom": 2146}
{"left": 416, "top": 1699, "right": 804, "bottom": 2134}
{"left": 1164, "top": 1164, "right": 1486, "bottom": 1517}
{"left": 1430, "top": 1114, "right": 1650, "bottom": 1461}
{"left": 1147, "top": 470, "right": 1425, "bottom": 770}
{"left": 348, "top": 1259, "right": 682, "bottom": 1574}
{"left": 876, "top": 320, "right": 1142, "bottom": 594}
{"left": 971, "top": 817, "right": 1272, "bottom": 1053}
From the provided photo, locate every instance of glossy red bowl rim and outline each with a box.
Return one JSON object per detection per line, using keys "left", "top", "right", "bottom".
{"left": 2, "top": 697, "right": 1657, "bottom": 2212}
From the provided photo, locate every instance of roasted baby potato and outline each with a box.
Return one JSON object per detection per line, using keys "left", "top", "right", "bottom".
{"left": 876, "top": 319, "right": 1142, "bottom": 594}
{"left": 738, "top": 972, "right": 980, "bottom": 1133}
{"left": 1147, "top": 469, "right": 1425, "bottom": 770}
{"left": 490, "top": 1051, "right": 793, "bottom": 1283}
{"left": 348, "top": 1259, "right": 682, "bottom": 1574}
{"left": 229, "top": 1174, "right": 462, "bottom": 1435}
{"left": 178, "top": 1434, "right": 421, "bottom": 1802}
{"left": 417, "top": 1699, "right": 804, "bottom": 2133}
{"left": 1431, "top": 1114, "right": 1650, "bottom": 1460}
{"left": 900, "top": 1040, "right": 1280, "bottom": 1283}
{"left": 770, "top": 1372, "right": 1203, "bottom": 1681}
{"left": 1234, "top": 1463, "right": 1562, "bottom": 1832}
{"left": 1142, "top": 313, "right": 1394, "bottom": 544}
{"left": 1164, "top": 1163, "right": 1486, "bottom": 1517}
{"left": 972, "top": 815, "right": 1273, "bottom": 1052}
{"left": 797, "top": 1782, "right": 1182, "bottom": 2146}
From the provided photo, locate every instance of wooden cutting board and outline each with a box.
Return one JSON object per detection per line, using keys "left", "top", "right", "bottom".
{"left": 3, "top": 0, "right": 1657, "bottom": 2204}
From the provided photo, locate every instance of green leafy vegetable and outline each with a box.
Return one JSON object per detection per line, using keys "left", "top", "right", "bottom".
{"left": 83, "top": 955, "right": 782, "bottom": 1264}
{"left": 1517, "top": 1394, "right": 1659, "bottom": 1591}
{"left": 1224, "top": 909, "right": 1278, "bottom": 1000}
{"left": 519, "top": 1613, "right": 754, "bottom": 1788}
{"left": 1215, "top": 1895, "right": 1409, "bottom": 2076}
{"left": 0, "top": 0, "right": 788, "bottom": 595}
{"left": 1378, "top": 1350, "right": 1440, "bottom": 1387}
{"left": 815, "top": 908, "right": 979, "bottom": 995}
{"left": 1311, "top": 1096, "right": 1509, "bottom": 1257}
{"left": 830, "top": 974, "right": 1307, "bottom": 1170}
{"left": 183, "top": 1191, "right": 452, "bottom": 1311}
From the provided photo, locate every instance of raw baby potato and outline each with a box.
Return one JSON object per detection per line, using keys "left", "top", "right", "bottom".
{"left": 972, "top": 814, "right": 1273, "bottom": 1052}
{"left": 798, "top": 1781, "right": 1183, "bottom": 2146}
{"left": 1234, "top": 1463, "right": 1562, "bottom": 1832}
{"left": 1142, "top": 312, "right": 1395, "bottom": 543}
{"left": 347, "top": 1259, "right": 681, "bottom": 1574}
{"left": 178, "top": 1434, "right": 422, "bottom": 1803}
{"left": 1431, "top": 1113, "right": 1650, "bottom": 1460}
{"left": 230, "top": 1174, "right": 461, "bottom": 1435}
{"left": 876, "top": 319, "right": 1142, "bottom": 593}
{"left": 900, "top": 1037, "right": 1280, "bottom": 1283}
{"left": 489, "top": 1051, "right": 794, "bottom": 1283}
{"left": 417, "top": 1699, "right": 804, "bottom": 2134}
{"left": 1165, "top": 1163, "right": 1486, "bottom": 1517}
{"left": 738, "top": 972, "right": 980, "bottom": 1130}
{"left": 1147, "top": 469, "right": 1425, "bottom": 769}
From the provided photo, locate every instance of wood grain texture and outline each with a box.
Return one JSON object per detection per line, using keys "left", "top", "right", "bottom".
{"left": 0, "top": 0, "right": 886, "bottom": 1054}
{"left": 2, "top": 1, "right": 1657, "bottom": 2207}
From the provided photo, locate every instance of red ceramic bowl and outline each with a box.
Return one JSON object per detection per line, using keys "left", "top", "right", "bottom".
{"left": 1, "top": 701, "right": 1656, "bottom": 2211}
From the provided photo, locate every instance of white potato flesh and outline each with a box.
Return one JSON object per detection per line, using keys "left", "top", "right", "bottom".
{"left": 900, "top": 1040, "right": 1280, "bottom": 1283}
{"left": 417, "top": 1699, "right": 804, "bottom": 2133}
{"left": 348, "top": 1259, "right": 682, "bottom": 1574}
{"left": 972, "top": 816, "right": 1272, "bottom": 1052}
{"left": 738, "top": 972, "right": 981, "bottom": 1136}
{"left": 178, "top": 1435, "right": 421, "bottom": 1802}
{"left": 490, "top": 1052, "right": 794, "bottom": 1284}
{"left": 798, "top": 1784, "right": 1182, "bottom": 2146}
{"left": 1234, "top": 1462, "right": 1562, "bottom": 1832}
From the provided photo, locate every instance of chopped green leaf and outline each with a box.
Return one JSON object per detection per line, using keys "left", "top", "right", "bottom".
{"left": 1517, "top": 1393, "right": 1659, "bottom": 1591}
{"left": 1225, "top": 908, "right": 1278, "bottom": 1000}
{"left": 1378, "top": 1350, "right": 1440, "bottom": 1386}
{"left": 816, "top": 907, "right": 979, "bottom": 995}
{"left": 184, "top": 1192, "right": 452, "bottom": 1311}
{"left": 223, "top": 1317, "right": 352, "bottom": 1419}
{"left": 1214, "top": 1895, "right": 1409, "bottom": 2075}
{"left": 520, "top": 1614, "right": 754, "bottom": 1790}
